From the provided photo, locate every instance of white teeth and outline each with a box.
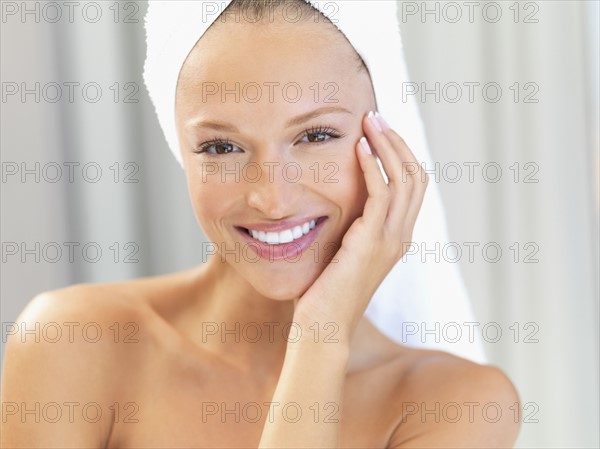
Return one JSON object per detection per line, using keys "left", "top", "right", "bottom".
{"left": 265, "top": 232, "right": 279, "bottom": 244}
{"left": 247, "top": 218, "right": 320, "bottom": 245}
{"left": 279, "top": 229, "right": 294, "bottom": 244}
{"left": 292, "top": 226, "right": 303, "bottom": 239}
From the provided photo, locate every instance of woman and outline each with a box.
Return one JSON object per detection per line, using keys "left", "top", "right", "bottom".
{"left": 1, "top": 0, "right": 520, "bottom": 447}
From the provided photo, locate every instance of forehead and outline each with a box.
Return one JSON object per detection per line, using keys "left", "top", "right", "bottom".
{"left": 176, "top": 20, "right": 366, "bottom": 111}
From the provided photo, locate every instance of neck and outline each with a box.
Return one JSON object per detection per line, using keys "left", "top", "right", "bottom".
{"left": 184, "top": 256, "right": 390, "bottom": 378}
{"left": 188, "top": 255, "right": 296, "bottom": 375}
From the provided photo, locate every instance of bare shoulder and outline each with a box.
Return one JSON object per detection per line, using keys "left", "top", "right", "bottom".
{"left": 387, "top": 348, "right": 521, "bottom": 448}
{"left": 5, "top": 278, "right": 161, "bottom": 349}
{"left": 1, "top": 274, "right": 188, "bottom": 448}
{"left": 2, "top": 273, "right": 190, "bottom": 366}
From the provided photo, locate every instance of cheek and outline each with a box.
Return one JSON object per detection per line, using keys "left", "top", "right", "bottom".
{"left": 314, "top": 142, "right": 368, "bottom": 215}
{"left": 185, "top": 175, "right": 240, "bottom": 239}
{"left": 333, "top": 156, "right": 368, "bottom": 218}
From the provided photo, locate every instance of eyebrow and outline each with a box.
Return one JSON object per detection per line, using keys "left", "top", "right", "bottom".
{"left": 186, "top": 106, "right": 353, "bottom": 132}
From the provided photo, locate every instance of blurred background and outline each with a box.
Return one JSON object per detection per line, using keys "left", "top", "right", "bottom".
{"left": 1, "top": 1, "right": 598, "bottom": 447}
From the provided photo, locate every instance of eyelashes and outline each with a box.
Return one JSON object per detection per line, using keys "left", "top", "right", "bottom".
{"left": 193, "top": 125, "right": 346, "bottom": 156}
{"left": 302, "top": 126, "right": 344, "bottom": 143}
{"left": 194, "top": 137, "right": 236, "bottom": 156}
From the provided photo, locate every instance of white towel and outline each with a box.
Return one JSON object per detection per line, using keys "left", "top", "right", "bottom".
{"left": 143, "top": 0, "right": 487, "bottom": 364}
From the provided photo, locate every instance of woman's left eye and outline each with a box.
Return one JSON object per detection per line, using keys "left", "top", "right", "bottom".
{"left": 299, "top": 127, "right": 343, "bottom": 144}
{"left": 194, "top": 138, "right": 242, "bottom": 155}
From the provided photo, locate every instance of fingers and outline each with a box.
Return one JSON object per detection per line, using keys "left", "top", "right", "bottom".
{"left": 362, "top": 112, "right": 412, "bottom": 231}
{"left": 355, "top": 136, "right": 390, "bottom": 229}
{"left": 363, "top": 111, "right": 404, "bottom": 187}
{"left": 376, "top": 119, "right": 429, "bottom": 229}
{"left": 360, "top": 111, "right": 429, "bottom": 239}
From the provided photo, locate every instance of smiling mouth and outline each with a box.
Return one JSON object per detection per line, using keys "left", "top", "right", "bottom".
{"left": 238, "top": 217, "right": 327, "bottom": 245}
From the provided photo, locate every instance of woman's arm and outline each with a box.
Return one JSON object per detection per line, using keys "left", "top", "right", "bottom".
{"left": 1, "top": 289, "right": 118, "bottom": 448}
{"left": 257, "top": 335, "right": 350, "bottom": 448}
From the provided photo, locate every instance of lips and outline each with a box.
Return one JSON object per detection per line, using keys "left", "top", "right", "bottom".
{"left": 235, "top": 217, "right": 328, "bottom": 261}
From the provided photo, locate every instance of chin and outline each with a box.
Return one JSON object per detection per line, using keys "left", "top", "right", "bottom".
{"left": 229, "top": 239, "right": 333, "bottom": 301}
{"left": 249, "top": 275, "right": 314, "bottom": 301}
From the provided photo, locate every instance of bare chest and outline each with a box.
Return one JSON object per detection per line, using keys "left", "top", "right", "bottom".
{"left": 107, "top": 357, "right": 400, "bottom": 448}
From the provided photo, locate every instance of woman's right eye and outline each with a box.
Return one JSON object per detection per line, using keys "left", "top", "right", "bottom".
{"left": 195, "top": 139, "right": 242, "bottom": 155}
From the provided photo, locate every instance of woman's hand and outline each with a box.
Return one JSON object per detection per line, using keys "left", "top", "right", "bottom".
{"left": 293, "top": 111, "right": 429, "bottom": 343}
{"left": 258, "top": 111, "right": 429, "bottom": 447}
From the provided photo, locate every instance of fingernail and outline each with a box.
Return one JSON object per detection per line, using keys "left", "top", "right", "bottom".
{"left": 375, "top": 112, "right": 390, "bottom": 130}
{"left": 359, "top": 137, "right": 372, "bottom": 154}
{"left": 368, "top": 111, "right": 383, "bottom": 132}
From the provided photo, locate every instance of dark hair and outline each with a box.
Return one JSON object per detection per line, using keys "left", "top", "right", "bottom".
{"left": 228, "top": 0, "right": 316, "bottom": 17}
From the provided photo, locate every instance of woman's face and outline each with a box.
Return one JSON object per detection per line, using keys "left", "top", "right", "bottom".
{"left": 175, "top": 16, "right": 377, "bottom": 301}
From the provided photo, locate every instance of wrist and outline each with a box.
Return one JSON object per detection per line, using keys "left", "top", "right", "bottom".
{"left": 285, "top": 324, "right": 351, "bottom": 364}
{"left": 285, "top": 341, "right": 351, "bottom": 377}
{"left": 287, "top": 315, "right": 352, "bottom": 345}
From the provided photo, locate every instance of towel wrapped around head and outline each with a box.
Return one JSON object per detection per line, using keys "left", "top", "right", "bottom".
{"left": 143, "top": 0, "right": 487, "bottom": 364}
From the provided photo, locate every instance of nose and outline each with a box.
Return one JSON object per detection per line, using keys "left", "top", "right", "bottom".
{"left": 245, "top": 148, "right": 301, "bottom": 219}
